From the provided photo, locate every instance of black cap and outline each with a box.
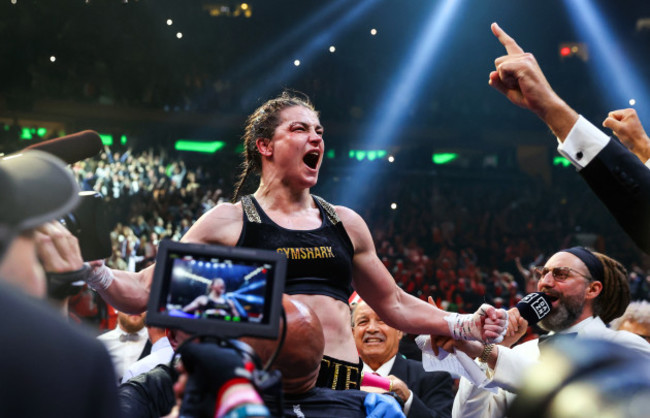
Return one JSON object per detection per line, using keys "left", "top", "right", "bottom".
{"left": 0, "top": 150, "right": 80, "bottom": 261}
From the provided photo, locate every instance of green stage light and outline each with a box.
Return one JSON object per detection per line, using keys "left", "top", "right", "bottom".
{"left": 432, "top": 153, "right": 458, "bottom": 164}
{"left": 20, "top": 127, "right": 48, "bottom": 140}
{"left": 348, "top": 149, "right": 387, "bottom": 161}
{"left": 99, "top": 134, "right": 113, "bottom": 146}
{"left": 20, "top": 128, "right": 33, "bottom": 140}
{"left": 553, "top": 156, "right": 571, "bottom": 167}
{"left": 175, "top": 140, "right": 225, "bottom": 153}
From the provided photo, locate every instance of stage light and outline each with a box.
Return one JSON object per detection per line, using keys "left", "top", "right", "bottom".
{"left": 225, "top": 0, "right": 350, "bottom": 81}
{"left": 175, "top": 140, "right": 225, "bottom": 153}
{"left": 241, "top": 3, "right": 248, "bottom": 10}
{"left": 563, "top": 0, "right": 650, "bottom": 120}
{"left": 50, "top": 56, "right": 56, "bottom": 62}
{"left": 176, "top": 32, "right": 183, "bottom": 39}
{"left": 166, "top": 19, "right": 173, "bottom": 26}
{"left": 553, "top": 156, "right": 571, "bottom": 167}
{"left": 329, "top": 45, "right": 336, "bottom": 53}
{"left": 390, "top": 203, "right": 397, "bottom": 210}
{"left": 630, "top": 99, "right": 636, "bottom": 106}
{"left": 20, "top": 128, "right": 32, "bottom": 140}
{"left": 293, "top": 59, "right": 301, "bottom": 66}
{"left": 99, "top": 134, "right": 114, "bottom": 146}
{"left": 388, "top": 155, "right": 395, "bottom": 163}
{"left": 432, "top": 153, "right": 458, "bottom": 165}
{"left": 240, "top": 0, "right": 380, "bottom": 108}
{"left": 370, "top": 28, "right": 377, "bottom": 35}
{"left": 558, "top": 42, "right": 588, "bottom": 61}
{"left": 348, "top": 149, "right": 387, "bottom": 161}
{"left": 335, "top": 0, "right": 466, "bottom": 209}
{"left": 636, "top": 18, "right": 650, "bottom": 32}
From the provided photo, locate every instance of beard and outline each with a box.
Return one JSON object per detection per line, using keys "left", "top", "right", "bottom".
{"left": 538, "top": 292, "right": 585, "bottom": 332}
{"left": 118, "top": 314, "right": 145, "bottom": 333}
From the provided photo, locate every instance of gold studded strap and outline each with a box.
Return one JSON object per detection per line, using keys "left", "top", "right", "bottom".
{"left": 313, "top": 195, "right": 340, "bottom": 225}
{"left": 240, "top": 195, "right": 261, "bottom": 223}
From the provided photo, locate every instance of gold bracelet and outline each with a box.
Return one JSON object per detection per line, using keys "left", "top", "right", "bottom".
{"left": 479, "top": 344, "right": 495, "bottom": 363}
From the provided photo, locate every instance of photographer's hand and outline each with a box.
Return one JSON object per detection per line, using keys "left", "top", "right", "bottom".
{"left": 35, "top": 221, "right": 88, "bottom": 301}
{"left": 35, "top": 221, "right": 83, "bottom": 273}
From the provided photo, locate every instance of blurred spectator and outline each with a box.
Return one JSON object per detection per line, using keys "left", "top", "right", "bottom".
{"left": 98, "top": 311, "right": 148, "bottom": 383}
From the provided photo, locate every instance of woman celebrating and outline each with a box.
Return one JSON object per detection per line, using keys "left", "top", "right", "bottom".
{"left": 85, "top": 91, "right": 507, "bottom": 389}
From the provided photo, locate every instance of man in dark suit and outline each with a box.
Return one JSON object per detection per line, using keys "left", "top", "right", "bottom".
{"left": 489, "top": 22, "right": 650, "bottom": 255}
{"left": 352, "top": 301, "right": 454, "bottom": 418}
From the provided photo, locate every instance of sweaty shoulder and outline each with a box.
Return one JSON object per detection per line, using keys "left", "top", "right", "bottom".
{"left": 181, "top": 202, "right": 243, "bottom": 247}
{"left": 330, "top": 205, "right": 372, "bottom": 254}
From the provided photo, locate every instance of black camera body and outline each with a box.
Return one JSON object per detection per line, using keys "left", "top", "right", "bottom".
{"left": 61, "top": 191, "right": 112, "bottom": 261}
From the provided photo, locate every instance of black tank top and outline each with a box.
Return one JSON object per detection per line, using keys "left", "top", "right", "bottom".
{"left": 236, "top": 195, "right": 355, "bottom": 303}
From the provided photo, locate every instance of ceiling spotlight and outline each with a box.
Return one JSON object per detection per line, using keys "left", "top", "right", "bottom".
{"left": 388, "top": 155, "right": 395, "bottom": 163}
{"left": 176, "top": 32, "right": 183, "bottom": 39}
{"left": 370, "top": 28, "right": 377, "bottom": 36}
{"left": 293, "top": 59, "right": 301, "bottom": 66}
{"left": 629, "top": 99, "right": 637, "bottom": 106}
{"left": 390, "top": 203, "right": 397, "bottom": 210}
{"left": 50, "top": 56, "right": 56, "bottom": 63}
{"left": 166, "top": 19, "right": 173, "bottom": 26}
{"left": 329, "top": 46, "right": 336, "bottom": 53}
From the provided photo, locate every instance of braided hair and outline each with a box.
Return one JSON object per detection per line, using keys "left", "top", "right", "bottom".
{"left": 591, "top": 251, "right": 630, "bottom": 324}
{"left": 232, "top": 91, "right": 317, "bottom": 202}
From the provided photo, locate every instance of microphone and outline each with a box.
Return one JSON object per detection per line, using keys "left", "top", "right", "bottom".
{"left": 516, "top": 292, "right": 553, "bottom": 324}
{"left": 23, "top": 130, "right": 103, "bottom": 164}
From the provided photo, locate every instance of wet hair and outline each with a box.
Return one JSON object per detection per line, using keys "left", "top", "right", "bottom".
{"left": 232, "top": 90, "right": 317, "bottom": 202}
{"left": 591, "top": 251, "right": 630, "bottom": 324}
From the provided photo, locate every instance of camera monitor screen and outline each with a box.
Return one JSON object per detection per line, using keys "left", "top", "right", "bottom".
{"left": 147, "top": 239, "right": 286, "bottom": 339}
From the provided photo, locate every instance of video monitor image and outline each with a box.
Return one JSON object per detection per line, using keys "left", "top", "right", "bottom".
{"left": 147, "top": 240, "right": 285, "bottom": 339}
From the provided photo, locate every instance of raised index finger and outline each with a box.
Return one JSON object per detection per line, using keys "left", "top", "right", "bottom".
{"left": 491, "top": 22, "right": 524, "bottom": 55}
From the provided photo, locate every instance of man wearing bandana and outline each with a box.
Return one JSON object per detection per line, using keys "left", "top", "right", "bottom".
{"left": 445, "top": 247, "right": 650, "bottom": 418}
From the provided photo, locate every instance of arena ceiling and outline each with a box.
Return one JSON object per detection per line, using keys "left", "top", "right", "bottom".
{"left": 1, "top": 0, "right": 650, "bottom": 151}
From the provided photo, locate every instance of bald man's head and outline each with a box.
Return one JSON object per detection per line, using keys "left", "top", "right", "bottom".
{"left": 241, "top": 295, "right": 325, "bottom": 394}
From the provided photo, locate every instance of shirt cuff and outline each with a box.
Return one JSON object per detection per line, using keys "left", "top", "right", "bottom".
{"left": 403, "top": 390, "right": 414, "bottom": 416}
{"left": 557, "top": 115, "right": 610, "bottom": 170}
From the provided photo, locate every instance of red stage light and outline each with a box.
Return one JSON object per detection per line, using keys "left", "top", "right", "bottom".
{"left": 560, "top": 46, "right": 572, "bottom": 57}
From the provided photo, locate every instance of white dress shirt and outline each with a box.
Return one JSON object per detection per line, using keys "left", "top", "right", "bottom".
{"left": 453, "top": 316, "right": 650, "bottom": 418}
{"left": 97, "top": 326, "right": 148, "bottom": 383}
{"left": 362, "top": 355, "right": 415, "bottom": 415}
{"left": 558, "top": 115, "right": 650, "bottom": 169}
{"left": 121, "top": 337, "right": 174, "bottom": 383}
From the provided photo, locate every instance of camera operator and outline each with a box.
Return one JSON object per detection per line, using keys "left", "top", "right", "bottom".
{"left": 118, "top": 327, "right": 270, "bottom": 418}
{"left": 118, "top": 295, "right": 405, "bottom": 418}
{"left": 0, "top": 150, "right": 274, "bottom": 418}
{"left": 0, "top": 150, "right": 119, "bottom": 417}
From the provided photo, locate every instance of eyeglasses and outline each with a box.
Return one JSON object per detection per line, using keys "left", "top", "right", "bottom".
{"left": 533, "top": 266, "right": 593, "bottom": 282}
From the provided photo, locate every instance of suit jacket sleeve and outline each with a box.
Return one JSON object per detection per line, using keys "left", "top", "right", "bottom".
{"left": 580, "top": 137, "right": 650, "bottom": 254}
{"left": 390, "top": 356, "right": 454, "bottom": 418}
